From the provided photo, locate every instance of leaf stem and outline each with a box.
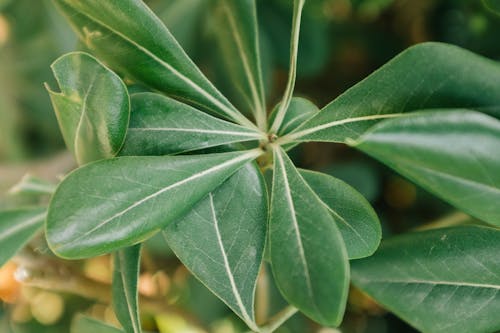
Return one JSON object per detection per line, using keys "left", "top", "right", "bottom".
{"left": 258, "top": 306, "right": 298, "bottom": 333}
{"left": 269, "top": 0, "right": 305, "bottom": 134}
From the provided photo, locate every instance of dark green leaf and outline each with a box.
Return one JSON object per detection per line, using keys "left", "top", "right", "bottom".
{"left": 270, "top": 148, "right": 349, "bottom": 326}
{"left": 283, "top": 42, "right": 500, "bottom": 143}
{"left": 113, "top": 245, "right": 142, "bottom": 333}
{"left": 120, "top": 93, "right": 263, "bottom": 156}
{"left": 72, "top": 315, "right": 123, "bottom": 333}
{"left": 46, "top": 52, "right": 130, "bottom": 165}
{"left": 0, "top": 207, "right": 46, "bottom": 267}
{"left": 353, "top": 110, "right": 500, "bottom": 226}
{"left": 352, "top": 225, "right": 500, "bottom": 333}
{"left": 483, "top": 0, "right": 500, "bottom": 15}
{"left": 52, "top": 0, "right": 254, "bottom": 128}
{"left": 46, "top": 149, "right": 262, "bottom": 259}
{"left": 300, "top": 170, "right": 381, "bottom": 259}
{"left": 164, "top": 163, "right": 266, "bottom": 331}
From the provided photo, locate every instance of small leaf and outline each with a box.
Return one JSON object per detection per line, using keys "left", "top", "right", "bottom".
{"left": 52, "top": 0, "right": 253, "bottom": 128}
{"left": 353, "top": 110, "right": 500, "bottom": 226}
{"left": 300, "top": 170, "right": 381, "bottom": 259}
{"left": 270, "top": 148, "right": 349, "bottom": 326}
{"left": 164, "top": 163, "right": 266, "bottom": 331}
{"left": 351, "top": 225, "right": 500, "bottom": 333}
{"left": 284, "top": 42, "right": 500, "bottom": 143}
{"left": 46, "top": 149, "right": 262, "bottom": 259}
{"left": 8, "top": 174, "right": 56, "bottom": 196}
{"left": 120, "top": 93, "right": 263, "bottom": 156}
{"left": 212, "top": 0, "right": 267, "bottom": 128}
{"left": 113, "top": 245, "right": 142, "bottom": 333}
{"left": 0, "top": 207, "right": 46, "bottom": 267}
{"left": 46, "top": 52, "right": 130, "bottom": 165}
{"left": 72, "top": 315, "right": 123, "bottom": 333}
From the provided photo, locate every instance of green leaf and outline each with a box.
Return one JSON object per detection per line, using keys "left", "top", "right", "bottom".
{"left": 483, "top": 0, "right": 500, "bottom": 15}
{"left": 351, "top": 225, "right": 500, "bottom": 333}
{"left": 52, "top": 0, "right": 254, "bottom": 128}
{"left": 8, "top": 174, "right": 56, "bottom": 196}
{"left": 46, "top": 52, "right": 130, "bottom": 165}
{"left": 164, "top": 163, "right": 266, "bottom": 331}
{"left": 269, "top": 97, "right": 319, "bottom": 136}
{"left": 270, "top": 148, "right": 349, "bottom": 326}
{"left": 212, "top": 0, "right": 267, "bottom": 128}
{"left": 282, "top": 42, "right": 500, "bottom": 143}
{"left": 353, "top": 110, "right": 500, "bottom": 226}
{"left": 46, "top": 149, "right": 262, "bottom": 259}
{"left": 300, "top": 170, "right": 381, "bottom": 259}
{"left": 120, "top": 93, "right": 263, "bottom": 156}
{"left": 113, "top": 245, "right": 142, "bottom": 333}
{"left": 72, "top": 315, "right": 123, "bottom": 333}
{"left": 0, "top": 207, "right": 46, "bottom": 267}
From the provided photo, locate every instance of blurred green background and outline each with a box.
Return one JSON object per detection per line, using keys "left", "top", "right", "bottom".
{"left": 1, "top": 0, "right": 499, "bottom": 332}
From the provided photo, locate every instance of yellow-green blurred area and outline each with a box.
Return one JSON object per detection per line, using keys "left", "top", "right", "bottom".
{"left": 0, "top": 0, "right": 499, "bottom": 332}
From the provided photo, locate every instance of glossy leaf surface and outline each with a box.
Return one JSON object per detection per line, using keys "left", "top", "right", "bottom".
{"left": 52, "top": 0, "right": 252, "bottom": 127}
{"left": 113, "top": 245, "right": 142, "bottom": 333}
{"left": 300, "top": 170, "right": 381, "bottom": 259}
{"left": 120, "top": 93, "right": 262, "bottom": 156}
{"left": 285, "top": 43, "right": 500, "bottom": 143}
{"left": 270, "top": 148, "right": 349, "bottom": 326}
{"left": 0, "top": 207, "right": 46, "bottom": 267}
{"left": 46, "top": 52, "right": 129, "bottom": 165}
{"left": 164, "top": 163, "right": 266, "bottom": 331}
{"left": 352, "top": 226, "right": 500, "bottom": 333}
{"left": 354, "top": 110, "right": 500, "bottom": 226}
{"left": 46, "top": 150, "right": 261, "bottom": 259}
{"left": 72, "top": 315, "right": 123, "bottom": 333}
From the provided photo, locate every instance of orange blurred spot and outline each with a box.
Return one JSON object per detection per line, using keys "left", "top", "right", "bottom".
{"left": 0, "top": 261, "right": 21, "bottom": 303}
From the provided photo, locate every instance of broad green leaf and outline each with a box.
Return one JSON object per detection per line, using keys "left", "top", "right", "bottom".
{"left": 8, "top": 174, "right": 56, "bottom": 196}
{"left": 353, "top": 110, "right": 500, "bottom": 226}
{"left": 46, "top": 52, "right": 130, "bottom": 165}
{"left": 269, "top": 97, "right": 319, "bottom": 136}
{"left": 300, "top": 170, "right": 381, "bottom": 259}
{"left": 351, "top": 225, "right": 500, "bottom": 333}
{"left": 46, "top": 149, "right": 262, "bottom": 259}
{"left": 483, "top": 0, "right": 500, "bottom": 14}
{"left": 72, "top": 315, "right": 123, "bottom": 333}
{"left": 164, "top": 163, "right": 266, "bottom": 331}
{"left": 120, "top": 93, "right": 263, "bottom": 156}
{"left": 52, "top": 0, "right": 254, "bottom": 128}
{"left": 282, "top": 42, "right": 500, "bottom": 143}
{"left": 113, "top": 245, "right": 142, "bottom": 333}
{"left": 0, "top": 207, "right": 46, "bottom": 267}
{"left": 212, "top": 0, "right": 267, "bottom": 128}
{"left": 270, "top": 148, "right": 349, "bottom": 326}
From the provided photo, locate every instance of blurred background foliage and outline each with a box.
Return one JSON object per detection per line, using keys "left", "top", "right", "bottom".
{"left": 0, "top": 0, "right": 499, "bottom": 332}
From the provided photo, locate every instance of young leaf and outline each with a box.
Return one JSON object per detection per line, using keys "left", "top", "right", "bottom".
{"left": 52, "top": 0, "right": 254, "bottom": 128}
{"left": 270, "top": 147, "right": 349, "bottom": 326}
{"left": 120, "top": 93, "right": 263, "bottom": 156}
{"left": 351, "top": 226, "right": 500, "bottom": 333}
{"left": 0, "top": 207, "right": 46, "bottom": 267}
{"left": 281, "top": 42, "right": 500, "bottom": 143}
{"left": 46, "top": 52, "right": 130, "bottom": 165}
{"left": 212, "top": 0, "right": 267, "bottom": 129}
{"left": 300, "top": 170, "right": 381, "bottom": 259}
{"left": 164, "top": 163, "right": 266, "bottom": 331}
{"left": 113, "top": 245, "right": 142, "bottom": 333}
{"left": 46, "top": 149, "right": 262, "bottom": 259}
{"left": 72, "top": 315, "right": 123, "bottom": 333}
{"left": 269, "top": 97, "right": 319, "bottom": 136}
{"left": 352, "top": 110, "right": 500, "bottom": 226}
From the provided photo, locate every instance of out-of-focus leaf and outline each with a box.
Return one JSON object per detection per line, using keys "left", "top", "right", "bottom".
{"left": 8, "top": 174, "right": 56, "bottom": 196}
{"left": 352, "top": 225, "right": 500, "bottom": 333}
{"left": 46, "top": 52, "right": 130, "bottom": 165}
{"left": 72, "top": 315, "right": 123, "bottom": 333}
{"left": 483, "top": 0, "right": 500, "bottom": 15}
{"left": 269, "top": 97, "right": 319, "bottom": 136}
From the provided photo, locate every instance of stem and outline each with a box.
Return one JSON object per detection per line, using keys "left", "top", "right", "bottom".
{"left": 269, "top": 0, "right": 305, "bottom": 134}
{"left": 258, "top": 306, "right": 298, "bottom": 333}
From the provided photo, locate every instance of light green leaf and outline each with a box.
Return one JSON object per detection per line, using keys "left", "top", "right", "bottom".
{"left": 120, "top": 93, "right": 263, "bottom": 156}
{"left": 46, "top": 149, "right": 262, "bottom": 259}
{"left": 72, "top": 315, "right": 123, "bottom": 333}
{"left": 300, "top": 170, "right": 381, "bottom": 259}
{"left": 0, "top": 207, "right": 46, "bottom": 267}
{"left": 351, "top": 225, "right": 500, "bottom": 333}
{"left": 164, "top": 163, "right": 266, "bottom": 331}
{"left": 353, "top": 110, "right": 500, "bottom": 226}
{"left": 269, "top": 97, "right": 319, "bottom": 136}
{"left": 8, "top": 174, "right": 56, "bottom": 196}
{"left": 282, "top": 42, "right": 500, "bottom": 143}
{"left": 212, "top": 0, "right": 267, "bottom": 128}
{"left": 46, "top": 52, "right": 130, "bottom": 165}
{"left": 113, "top": 245, "right": 142, "bottom": 333}
{"left": 270, "top": 148, "right": 349, "bottom": 326}
{"left": 52, "top": 0, "right": 254, "bottom": 128}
